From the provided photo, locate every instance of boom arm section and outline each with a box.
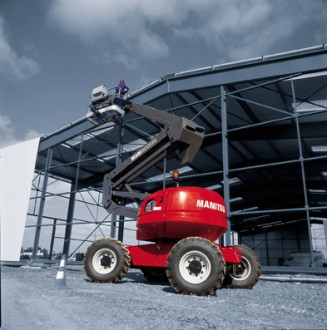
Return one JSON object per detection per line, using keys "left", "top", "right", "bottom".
{"left": 102, "top": 101, "right": 205, "bottom": 219}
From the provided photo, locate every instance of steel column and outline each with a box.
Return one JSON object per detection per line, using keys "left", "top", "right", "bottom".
{"left": 49, "top": 218, "right": 57, "bottom": 260}
{"left": 63, "top": 135, "right": 83, "bottom": 257}
{"left": 62, "top": 184, "right": 76, "bottom": 257}
{"left": 291, "top": 78, "right": 314, "bottom": 266}
{"left": 324, "top": 220, "right": 327, "bottom": 256}
{"left": 32, "top": 148, "right": 52, "bottom": 259}
{"left": 117, "top": 216, "right": 125, "bottom": 242}
{"left": 163, "top": 157, "right": 167, "bottom": 189}
{"left": 221, "top": 85, "right": 231, "bottom": 245}
{"left": 111, "top": 121, "right": 124, "bottom": 238}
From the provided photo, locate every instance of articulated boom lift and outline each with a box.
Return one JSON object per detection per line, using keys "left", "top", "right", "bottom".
{"left": 84, "top": 86, "right": 261, "bottom": 296}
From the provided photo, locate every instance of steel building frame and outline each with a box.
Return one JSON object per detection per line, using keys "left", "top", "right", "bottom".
{"left": 27, "top": 45, "right": 327, "bottom": 265}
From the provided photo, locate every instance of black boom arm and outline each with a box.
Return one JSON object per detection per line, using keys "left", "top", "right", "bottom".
{"left": 102, "top": 101, "right": 205, "bottom": 219}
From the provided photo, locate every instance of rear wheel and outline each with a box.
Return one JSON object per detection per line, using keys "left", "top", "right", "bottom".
{"left": 166, "top": 237, "right": 225, "bottom": 296}
{"left": 223, "top": 244, "right": 261, "bottom": 289}
{"left": 141, "top": 267, "right": 168, "bottom": 282}
{"left": 84, "top": 237, "right": 130, "bottom": 283}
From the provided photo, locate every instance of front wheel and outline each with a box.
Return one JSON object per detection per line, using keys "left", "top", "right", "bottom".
{"left": 84, "top": 237, "right": 131, "bottom": 283}
{"left": 223, "top": 244, "right": 261, "bottom": 289}
{"left": 166, "top": 237, "right": 226, "bottom": 296}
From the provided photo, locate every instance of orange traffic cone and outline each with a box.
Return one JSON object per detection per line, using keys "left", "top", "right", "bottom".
{"left": 55, "top": 254, "right": 67, "bottom": 288}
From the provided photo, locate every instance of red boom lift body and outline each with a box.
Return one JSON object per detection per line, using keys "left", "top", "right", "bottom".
{"left": 129, "top": 186, "right": 242, "bottom": 268}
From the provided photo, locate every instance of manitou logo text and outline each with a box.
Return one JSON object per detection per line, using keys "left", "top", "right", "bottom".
{"left": 131, "top": 138, "right": 157, "bottom": 162}
{"left": 196, "top": 199, "right": 226, "bottom": 213}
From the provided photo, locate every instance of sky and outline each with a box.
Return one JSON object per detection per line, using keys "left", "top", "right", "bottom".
{"left": 0, "top": 0, "right": 326, "bottom": 148}
{"left": 1, "top": 0, "right": 327, "bottom": 254}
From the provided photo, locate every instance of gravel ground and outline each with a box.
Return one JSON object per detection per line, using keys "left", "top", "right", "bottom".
{"left": 1, "top": 265, "right": 327, "bottom": 330}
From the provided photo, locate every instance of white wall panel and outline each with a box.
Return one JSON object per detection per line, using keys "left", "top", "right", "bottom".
{"left": 0, "top": 138, "right": 40, "bottom": 261}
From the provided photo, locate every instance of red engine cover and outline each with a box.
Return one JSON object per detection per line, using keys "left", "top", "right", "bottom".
{"left": 137, "top": 187, "right": 227, "bottom": 242}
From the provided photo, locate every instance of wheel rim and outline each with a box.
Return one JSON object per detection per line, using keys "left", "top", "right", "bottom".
{"left": 92, "top": 248, "right": 117, "bottom": 275}
{"left": 230, "top": 256, "right": 251, "bottom": 281}
{"left": 179, "top": 250, "right": 211, "bottom": 284}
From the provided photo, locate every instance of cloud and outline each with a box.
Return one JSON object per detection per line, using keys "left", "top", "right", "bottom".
{"left": 172, "top": 0, "right": 326, "bottom": 61}
{"left": 48, "top": 0, "right": 172, "bottom": 65}
{"left": 0, "top": 114, "right": 17, "bottom": 147}
{"left": 48, "top": 0, "right": 326, "bottom": 67}
{"left": 0, "top": 114, "right": 43, "bottom": 149}
{"left": 25, "top": 129, "right": 43, "bottom": 141}
{"left": 0, "top": 17, "right": 40, "bottom": 81}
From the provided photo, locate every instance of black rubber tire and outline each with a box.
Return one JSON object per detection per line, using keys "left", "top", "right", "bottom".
{"left": 83, "top": 237, "right": 130, "bottom": 283}
{"left": 223, "top": 244, "right": 261, "bottom": 289}
{"left": 166, "top": 237, "right": 226, "bottom": 296}
{"left": 141, "top": 267, "right": 168, "bottom": 282}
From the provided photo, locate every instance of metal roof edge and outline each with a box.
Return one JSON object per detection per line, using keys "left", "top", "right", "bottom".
{"left": 129, "top": 44, "right": 327, "bottom": 98}
{"left": 38, "top": 115, "right": 95, "bottom": 152}
{"left": 40, "top": 116, "right": 87, "bottom": 141}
